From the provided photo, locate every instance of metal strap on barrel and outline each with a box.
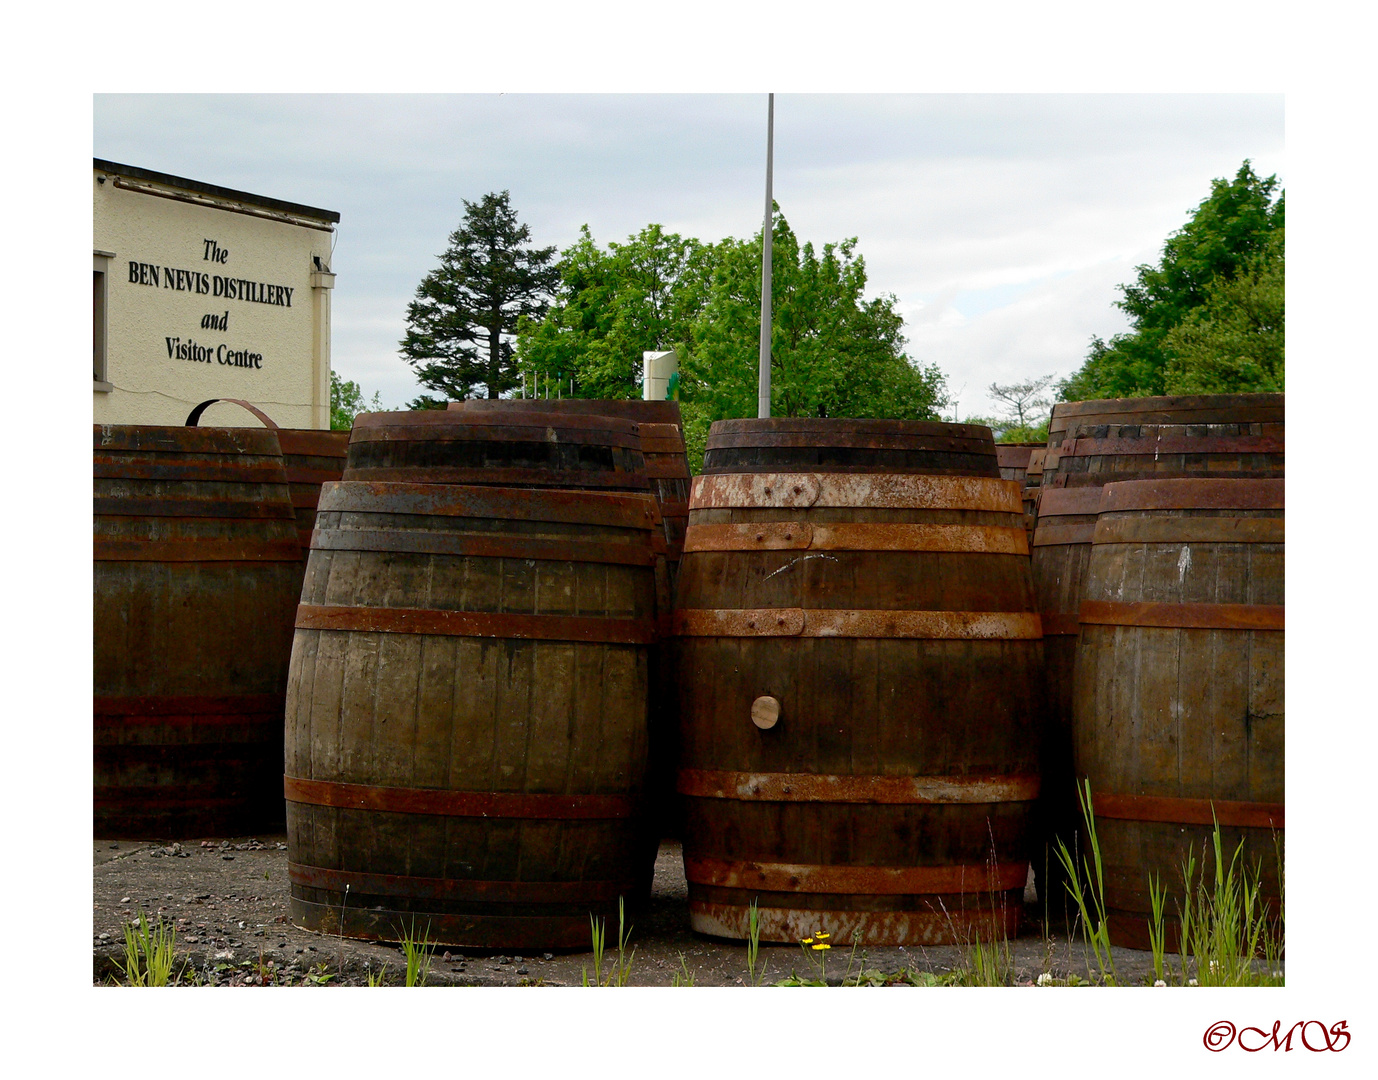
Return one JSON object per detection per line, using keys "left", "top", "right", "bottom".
{"left": 672, "top": 608, "right": 1042, "bottom": 640}
{"left": 283, "top": 776, "right": 641, "bottom": 819}
{"left": 676, "top": 769, "right": 1038, "bottom": 803}
{"left": 683, "top": 522, "right": 1028, "bottom": 554}
{"left": 317, "top": 481, "right": 660, "bottom": 529}
{"left": 683, "top": 855, "right": 1028, "bottom": 894}
{"left": 1091, "top": 792, "right": 1284, "bottom": 829}
{"left": 1078, "top": 600, "right": 1284, "bottom": 631}
{"left": 185, "top": 398, "right": 279, "bottom": 429}
{"left": 1091, "top": 516, "right": 1284, "bottom": 545}
{"left": 308, "top": 527, "right": 659, "bottom": 567}
{"left": 94, "top": 537, "right": 301, "bottom": 562}
{"left": 288, "top": 862, "right": 642, "bottom": 904}
{"left": 295, "top": 603, "right": 657, "bottom": 644}
{"left": 1056, "top": 433, "right": 1283, "bottom": 458}
{"left": 690, "top": 472, "right": 1022, "bottom": 513}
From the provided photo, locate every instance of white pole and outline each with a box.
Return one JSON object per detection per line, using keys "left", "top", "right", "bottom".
{"left": 757, "top": 93, "right": 774, "bottom": 419}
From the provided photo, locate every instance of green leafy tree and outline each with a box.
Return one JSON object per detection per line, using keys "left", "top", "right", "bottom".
{"left": 401, "top": 191, "right": 559, "bottom": 403}
{"left": 1163, "top": 228, "right": 1284, "bottom": 393}
{"left": 676, "top": 207, "right": 948, "bottom": 467}
{"left": 330, "top": 370, "right": 382, "bottom": 431}
{"left": 1060, "top": 161, "right": 1284, "bottom": 400}
{"left": 516, "top": 224, "right": 715, "bottom": 399}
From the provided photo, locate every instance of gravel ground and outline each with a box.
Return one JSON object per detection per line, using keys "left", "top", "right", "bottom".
{"left": 93, "top": 835, "right": 1163, "bottom": 987}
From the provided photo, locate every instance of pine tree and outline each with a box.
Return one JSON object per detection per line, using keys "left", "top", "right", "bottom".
{"left": 401, "top": 191, "right": 558, "bottom": 403}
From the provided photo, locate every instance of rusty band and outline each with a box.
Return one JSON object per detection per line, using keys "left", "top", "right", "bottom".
{"left": 1036, "top": 486, "right": 1107, "bottom": 517}
{"left": 308, "top": 528, "right": 658, "bottom": 567}
{"left": 1058, "top": 434, "right": 1283, "bottom": 458}
{"left": 317, "top": 481, "right": 658, "bottom": 529}
{"left": 690, "top": 473, "right": 1022, "bottom": 513}
{"left": 94, "top": 694, "right": 282, "bottom": 717}
{"left": 1092, "top": 792, "right": 1284, "bottom": 830}
{"left": 672, "top": 607, "right": 1043, "bottom": 640}
{"left": 683, "top": 855, "right": 1029, "bottom": 895}
{"left": 286, "top": 862, "right": 641, "bottom": 905}
{"left": 283, "top": 775, "right": 640, "bottom": 819}
{"left": 1092, "top": 517, "right": 1284, "bottom": 546}
{"left": 1100, "top": 477, "right": 1285, "bottom": 512}
{"left": 1031, "top": 523, "right": 1096, "bottom": 547}
{"left": 349, "top": 417, "right": 642, "bottom": 449}
{"left": 93, "top": 461, "right": 289, "bottom": 485}
{"left": 94, "top": 538, "right": 301, "bottom": 562}
{"left": 93, "top": 496, "right": 296, "bottom": 520}
{"left": 340, "top": 465, "right": 651, "bottom": 490}
{"left": 1078, "top": 600, "right": 1284, "bottom": 631}
{"left": 683, "top": 522, "right": 1028, "bottom": 555}
{"left": 676, "top": 769, "right": 1039, "bottom": 803}
{"left": 294, "top": 603, "right": 657, "bottom": 644}
{"left": 1038, "top": 612, "right": 1082, "bottom": 637}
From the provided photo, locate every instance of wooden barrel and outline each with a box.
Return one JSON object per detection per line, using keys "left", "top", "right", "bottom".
{"left": 1072, "top": 478, "right": 1283, "bottom": 950}
{"left": 702, "top": 418, "right": 1000, "bottom": 477}
{"left": 996, "top": 442, "right": 1040, "bottom": 539}
{"left": 1023, "top": 447, "right": 1046, "bottom": 541}
{"left": 1029, "top": 393, "right": 1284, "bottom": 907}
{"left": 284, "top": 481, "right": 662, "bottom": 947}
{"left": 1043, "top": 393, "right": 1284, "bottom": 490}
{"left": 673, "top": 466, "right": 1042, "bottom": 945}
{"left": 94, "top": 424, "right": 301, "bottom": 837}
{"left": 446, "top": 399, "right": 690, "bottom": 567}
{"left": 344, "top": 409, "right": 650, "bottom": 491}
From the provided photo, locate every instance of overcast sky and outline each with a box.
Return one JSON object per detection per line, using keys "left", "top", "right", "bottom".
{"left": 93, "top": 93, "right": 1283, "bottom": 417}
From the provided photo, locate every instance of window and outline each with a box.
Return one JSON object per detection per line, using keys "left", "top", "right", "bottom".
{"left": 94, "top": 250, "right": 113, "bottom": 391}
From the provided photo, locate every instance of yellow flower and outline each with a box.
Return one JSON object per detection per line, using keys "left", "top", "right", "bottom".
{"left": 816, "top": 932, "right": 830, "bottom": 939}
{"left": 801, "top": 937, "right": 814, "bottom": 945}
{"left": 811, "top": 943, "right": 831, "bottom": 951}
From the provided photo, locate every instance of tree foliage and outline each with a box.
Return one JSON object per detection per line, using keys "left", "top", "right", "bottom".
{"left": 401, "top": 191, "right": 559, "bottom": 402}
{"left": 517, "top": 207, "right": 948, "bottom": 470}
{"left": 330, "top": 371, "right": 381, "bottom": 431}
{"left": 1060, "top": 161, "right": 1284, "bottom": 400}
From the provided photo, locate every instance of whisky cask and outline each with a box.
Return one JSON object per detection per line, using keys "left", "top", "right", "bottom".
{"left": 94, "top": 424, "right": 300, "bottom": 837}
{"left": 1072, "top": 478, "right": 1283, "bottom": 950}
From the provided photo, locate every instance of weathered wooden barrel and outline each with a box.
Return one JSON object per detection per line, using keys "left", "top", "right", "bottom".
{"left": 94, "top": 424, "right": 301, "bottom": 837}
{"left": 1023, "top": 447, "right": 1046, "bottom": 540}
{"left": 446, "top": 399, "right": 690, "bottom": 840}
{"left": 185, "top": 399, "right": 349, "bottom": 560}
{"left": 284, "top": 481, "right": 663, "bottom": 948}
{"left": 446, "top": 399, "right": 690, "bottom": 566}
{"left": 1042, "top": 393, "right": 1284, "bottom": 490}
{"left": 1072, "top": 478, "right": 1283, "bottom": 950}
{"left": 702, "top": 418, "right": 1000, "bottom": 477}
{"left": 1029, "top": 393, "right": 1284, "bottom": 908}
{"left": 344, "top": 409, "right": 650, "bottom": 491}
{"left": 674, "top": 462, "right": 1042, "bottom": 945}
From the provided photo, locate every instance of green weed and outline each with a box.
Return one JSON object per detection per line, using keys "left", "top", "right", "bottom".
{"left": 399, "top": 920, "right": 434, "bottom": 987}
{"left": 114, "top": 912, "right": 185, "bottom": 987}
{"left": 1053, "top": 779, "right": 1118, "bottom": 985}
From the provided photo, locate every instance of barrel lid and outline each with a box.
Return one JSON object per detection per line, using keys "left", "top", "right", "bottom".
{"left": 1049, "top": 392, "right": 1284, "bottom": 429}
{"left": 448, "top": 398, "right": 683, "bottom": 426}
{"left": 1100, "top": 477, "right": 1285, "bottom": 512}
{"left": 94, "top": 423, "right": 283, "bottom": 457}
{"left": 276, "top": 429, "right": 350, "bottom": 458}
{"left": 351, "top": 409, "right": 641, "bottom": 446}
{"left": 708, "top": 417, "right": 993, "bottom": 443}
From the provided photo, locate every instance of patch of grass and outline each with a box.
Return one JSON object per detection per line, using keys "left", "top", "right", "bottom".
{"left": 670, "top": 952, "right": 695, "bottom": 987}
{"left": 582, "top": 911, "right": 606, "bottom": 987}
{"left": 1053, "top": 779, "right": 1118, "bottom": 985}
{"left": 399, "top": 920, "right": 434, "bottom": 987}
{"left": 951, "top": 928, "right": 1013, "bottom": 987}
{"left": 366, "top": 963, "right": 388, "bottom": 987}
{"left": 583, "top": 897, "right": 635, "bottom": 986}
{"left": 114, "top": 912, "right": 185, "bottom": 987}
{"left": 745, "top": 899, "right": 766, "bottom": 986}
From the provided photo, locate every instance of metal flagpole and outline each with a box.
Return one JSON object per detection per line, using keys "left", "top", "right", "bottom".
{"left": 757, "top": 93, "right": 774, "bottom": 419}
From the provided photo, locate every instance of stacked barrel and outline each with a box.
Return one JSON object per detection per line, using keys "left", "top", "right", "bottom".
{"left": 94, "top": 424, "right": 302, "bottom": 837}
{"left": 1029, "top": 392, "right": 1285, "bottom": 935}
{"left": 283, "top": 409, "right": 665, "bottom": 947}
{"left": 673, "top": 419, "right": 1043, "bottom": 945}
{"left": 995, "top": 442, "right": 1041, "bottom": 541}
